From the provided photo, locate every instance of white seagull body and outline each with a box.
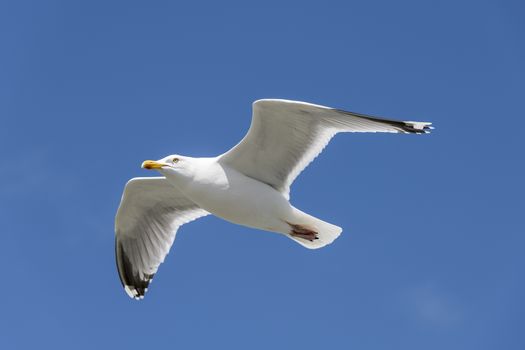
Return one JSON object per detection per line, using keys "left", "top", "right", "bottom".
{"left": 115, "top": 99, "right": 432, "bottom": 299}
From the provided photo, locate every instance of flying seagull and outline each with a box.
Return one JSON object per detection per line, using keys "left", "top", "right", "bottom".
{"left": 115, "top": 99, "right": 432, "bottom": 299}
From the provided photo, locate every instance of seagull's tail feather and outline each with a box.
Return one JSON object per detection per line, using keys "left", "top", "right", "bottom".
{"left": 286, "top": 210, "right": 342, "bottom": 249}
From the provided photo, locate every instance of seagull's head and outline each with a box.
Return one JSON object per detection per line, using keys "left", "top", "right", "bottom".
{"left": 141, "top": 155, "right": 194, "bottom": 178}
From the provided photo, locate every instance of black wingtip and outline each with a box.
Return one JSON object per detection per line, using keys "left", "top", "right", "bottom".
{"left": 400, "top": 121, "right": 433, "bottom": 134}
{"left": 334, "top": 108, "right": 433, "bottom": 134}
{"left": 115, "top": 237, "right": 154, "bottom": 300}
{"left": 359, "top": 115, "right": 433, "bottom": 134}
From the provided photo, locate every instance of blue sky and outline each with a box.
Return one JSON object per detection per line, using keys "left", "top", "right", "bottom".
{"left": 1, "top": 0, "right": 524, "bottom": 349}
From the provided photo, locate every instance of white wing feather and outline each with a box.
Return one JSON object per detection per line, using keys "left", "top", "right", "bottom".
{"left": 115, "top": 177, "right": 208, "bottom": 299}
{"left": 220, "top": 99, "right": 432, "bottom": 198}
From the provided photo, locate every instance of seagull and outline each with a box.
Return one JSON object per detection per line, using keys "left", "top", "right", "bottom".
{"left": 115, "top": 99, "right": 432, "bottom": 299}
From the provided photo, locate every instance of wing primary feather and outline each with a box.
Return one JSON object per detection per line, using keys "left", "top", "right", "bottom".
{"left": 115, "top": 237, "right": 151, "bottom": 300}
{"left": 333, "top": 108, "right": 432, "bottom": 134}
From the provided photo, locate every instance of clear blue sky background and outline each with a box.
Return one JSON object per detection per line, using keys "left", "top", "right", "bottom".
{"left": 1, "top": 1, "right": 524, "bottom": 349}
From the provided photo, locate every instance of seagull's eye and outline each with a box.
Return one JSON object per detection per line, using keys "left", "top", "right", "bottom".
{"left": 172, "top": 158, "right": 179, "bottom": 163}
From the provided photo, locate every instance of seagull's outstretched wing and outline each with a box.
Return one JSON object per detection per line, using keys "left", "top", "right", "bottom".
{"left": 220, "top": 99, "right": 432, "bottom": 198}
{"left": 115, "top": 177, "right": 208, "bottom": 300}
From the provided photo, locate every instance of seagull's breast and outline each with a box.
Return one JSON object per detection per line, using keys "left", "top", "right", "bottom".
{"left": 182, "top": 161, "right": 292, "bottom": 233}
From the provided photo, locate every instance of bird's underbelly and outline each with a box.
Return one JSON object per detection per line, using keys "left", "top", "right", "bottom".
{"left": 183, "top": 177, "right": 292, "bottom": 234}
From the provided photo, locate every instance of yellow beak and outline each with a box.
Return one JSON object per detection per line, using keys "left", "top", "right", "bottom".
{"left": 141, "top": 160, "right": 168, "bottom": 170}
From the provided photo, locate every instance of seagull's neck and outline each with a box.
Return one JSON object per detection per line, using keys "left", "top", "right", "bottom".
{"left": 161, "top": 157, "right": 219, "bottom": 191}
